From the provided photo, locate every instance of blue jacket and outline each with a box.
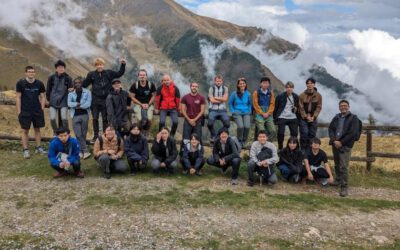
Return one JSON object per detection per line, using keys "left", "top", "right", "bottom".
{"left": 228, "top": 90, "right": 252, "bottom": 115}
{"left": 68, "top": 88, "right": 92, "bottom": 118}
{"left": 48, "top": 137, "right": 80, "bottom": 166}
{"left": 124, "top": 134, "right": 149, "bottom": 162}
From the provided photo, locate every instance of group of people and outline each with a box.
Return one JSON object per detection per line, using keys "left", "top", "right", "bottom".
{"left": 15, "top": 58, "right": 361, "bottom": 197}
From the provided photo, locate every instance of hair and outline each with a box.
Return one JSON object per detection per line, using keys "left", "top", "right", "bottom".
{"left": 105, "top": 126, "right": 115, "bottom": 131}
{"left": 285, "top": 81, "right": 294, "bottom": 88}
{"left": 56, "top": 127, "right": 70, "bottom": 135}
{"left": 260, "top": 77, "right": 270, "bottom": 83}
{"left": 257, "top": 130, "right": 268, "bottom": 137}
{"left": 236, "top": 77, "right": 247, "bottom": 96}
{"left": 339, "top": 99, "right": 350, "bottom": 106}
{"left": 190, "top": 133, "right": 200, "bottom": 142}
{"left": 286, "top": 136, "right": 299, "bottom": 148}
{"left": 160, "top": 127, "right": 170, "bottom": 133}
{"left": 214, "top": 74, "right": 223, "bottom": 81}
{"left": 306, "top": 77, "right": 316, "bottom": 84}
{"left": 73, "top": 76, "right": 83, "bottom": 84}
{"left": 190, "top": 82, "right": 199, "bottom": 87}
{"left": 218, "top": 128, "right": 229, "bottom": 136}
{"left": 137, "top": 69, "right": 147, "bottom": 76}
{"left": 54, "top": 60, "right": 66, "bottom": 68}
{"left": 25, "top": 66, "right": 34, "bottom": 72}
{"left": 94, "top": 57, "right": 105, "bottom": 66}
{"left": 130, "top": 123, "right": 141, "bottom": 132}
{"left": 310, "top": 137, "right": 321, "bottom": 145}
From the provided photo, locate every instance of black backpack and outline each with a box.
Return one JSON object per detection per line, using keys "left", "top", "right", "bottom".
{"left": 352, "top": 115, "right": 363, "bottom": 141}
{"left": 256, "top": 146, "right": 273, "bottom": 162}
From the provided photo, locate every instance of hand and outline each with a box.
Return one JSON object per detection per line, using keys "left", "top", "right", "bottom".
{"left": 108, "top": 149, "right": 116, "bottom": 155}
{"left": 160, "top": 162, "right": 166, "bottom": 168}
{"left": 262, "top": 113, "right": 269, "bottom": 118}
{"left": 334, "top": 140, "right": 342, "bottom": 149}
{"left": 154, "top": 109, "right": 160, "bottom": 115}
{"left": 307, "top": 173, "right": 314, "bottom": 181}
{"left": 76, "top": 103, "right": 81, "bottom": 109}
{"left": 110, "top": 154, "right": 118, "bottom": 160}
{"left": 189, "top": 119, "right": 196, "bottom": 127}
{"left": 120, "top": 58, "right": 126, "bottom": 64}
{"left": 156, "top": 132, "right": 162, "bottom": 143}
{"left": 219, "top": 158, "right": 225, "bottom": 166}
{"left": 261, "top": 160, "right": 269, "bottom": 167}
{"left": 142, "top": 103, "right": 149, "bottom": 109}
{"left": 328, "top": 176, "right": 334, "bottom": 184}
{"left": 59, "top": 162, "right": 65, "bottom": 169}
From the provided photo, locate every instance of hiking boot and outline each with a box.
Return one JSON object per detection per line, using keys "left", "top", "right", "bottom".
{"left": 35, "top": 146, "right": 47, "bottom": 154}
{"left": 82, "top": 152, "right": 91, "bottom": 160}
{"left": 54, "top": 171, "right": 67, "bottom": 178}
{"left": 340, "top": 186, "right": 348, "bottom": 197}
{"left": 231, "top": 179, "right": 239, "bottom": 185}
{"left": 23, "top": 149, "right": 30, "bottom": 159}
{"left": 247, "top": 180, "right": 255, "bottom": 187}
{"left": 75, "top": 171, "right": 85, "bottom": 178}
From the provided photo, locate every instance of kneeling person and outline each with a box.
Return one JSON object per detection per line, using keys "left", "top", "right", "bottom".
{"left": 277, "top": 137, "right": 307, "bottom": 183}
{"left": 304, "top": 137, "right": 334, "bottom": 186}
{"left": 48, "top": 127, "right": 84, "bottom": 178}
{"left": 207, "top": 129, "right": 241, "bottom": 185}
{"left": 124, "top": 124, "right": 149, "bottom": 175}
{"left": 180, "top": 133, "right": 205, "bottom": 175}
{"left": 94, "top": 126, "right": 127, "bottom": 179}
{"left": 151, "top": 127, "right": 178, "bottom": 174}
{"left": 247, "top": 130, "right": 278, "bottom": 186}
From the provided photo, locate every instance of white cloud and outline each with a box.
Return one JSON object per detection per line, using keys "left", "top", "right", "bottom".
{"left": 199, "top": 39, "right": 229, "bottom": 83}
{"left": 131, "top": 26, "right": 151, "bottom": 39}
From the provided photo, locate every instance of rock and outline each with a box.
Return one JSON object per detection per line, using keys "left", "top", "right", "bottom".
{"left": 304, "top": 227, "right": 321, "bottom": 239}
{"left": 372, "top": 235, "right": 390, "bottom": 244}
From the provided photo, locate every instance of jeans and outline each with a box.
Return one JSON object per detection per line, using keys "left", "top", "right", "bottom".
{"left": 159, "top": 109, "right": 179, "bottom": 136}
{"left": 92, "top": 102, "right": 108, "bottom": 137}
{"left": 207, "top": 110, "right": 230, "bottom": 139}
{"left": 97, "top": 154, "right": 128, "bottom": 174}
{"left": 72, "top": 114, "right": 89, "bottom": 153}
{"left": 182, "top": 119, "right": 203, "bottom": 141}
{"left": 254, "top": 115, "right": 276, "bottom": 141}
{"left": 133, "top": 104, "right": 154, "bottom": 130}
{"left": 299, "top": 119, "right": 318, "bottom": 153}
{"left": 276, "top": 118, "right": 299, "bottom": 149}
{"left": 247, "top": 160, "right": 277, "bottom": 184}
{"left": 151, "top": 158, "right": 177, "bottom": 174}
{"left": 51, "top": 161, "right": 81, "bottom": 172}
{"left": 49, "top": 106, "right": 68, "bottom": 132}
{"left": 233, "top": 113, "right": 251, "bottom": 144}
{"left": 206, "top": 155, "right": 241, "bottom": 180}
{"left": 180, "top": 158, "right": 205, "bottom": 171}
{"left": 332, "top": 146, "right": 352, "bottom": 188}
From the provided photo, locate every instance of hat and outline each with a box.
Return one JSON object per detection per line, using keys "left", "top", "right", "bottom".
{"left": 111, "top": 79, "right": 121, "bottom": 85}
{"left": 260, "top": 77, "right": 270, "bottom": 83}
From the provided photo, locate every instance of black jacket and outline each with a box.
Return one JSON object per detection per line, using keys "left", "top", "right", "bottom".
{"left": 124, "top": 134, "right": 149, "bottom": 162}
{"left": 46, "top": 73, "right": 73, "bottom": 108}
{"left": 181, "top": 143, "right": 204, "bottom": 169}
{"left": 277, "top": 148, "right": 304, "bottom": 173}
{"left": 212, "top": 137, "right": 240, "bottom": 162}
{"left": 273, "top": 92, "right": 299, "bottom": 120}
{"left": 106, "top": 89, "right": 131, "bottom": 129}
{"left": 328, "top": 112, "right": 359, "bottom": 148}
{"left": 83, "top": 64, "right": 125, "bottom": 102}
{"left": 151, "top": 137, "right": 178, "bottom": 165}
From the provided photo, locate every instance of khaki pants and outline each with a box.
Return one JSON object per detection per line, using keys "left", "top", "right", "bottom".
{"left": 133, "top": 104, "right": 154, "bottom": 122}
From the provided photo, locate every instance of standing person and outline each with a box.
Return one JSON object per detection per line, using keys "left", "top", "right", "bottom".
{"left": 129, "top": 69, "right": 156, "bottom": 135}
{"left": 106, "top": 79, "right": 131, "bottom": 137}
{"left": 155, "top": 75, "right": 180, "bottom": 137}
{"left": 151, "top": 127, "right": 178, "bottom": 174}
{"left": 93, "top": 126, "right": 127, "bottom": 179}
{"left": 207, "top": 75, "right": 230, "bottom": 143}
{"left": 46, "top": 60, "right": 73, "bottom": 133}
{"left": 180, "top": 133, "right": 205, "bottom": 175}
{"left": 253, "top": 77, "right": 276, "bottom": 141}
{"left": 124, "top": 124, "right": 149, "bottom": 175}
{"left": 48, "top": 127, "right": 84, "bottom": 178}
{"left": 298, "top": 78, "right": 322, "bottom": 153}
{"left": 83, "top": 57, "right": 126, "bottom": 143}
{"left": 206, "top": 129, "right": 241, "bottom": 185}
{"left": 273, "top": 81, "right": 300, "bottom": 150}
{"left": 277, "top": 137, "right": 307, "bottom": 183}
{"left": 328, "top": 100, "right": 360, "bottom": 197}
{"left": 247, "top": 130, "right": 279, "bottom": 186}
{"left": 180, "top": 82, "right": 206, "bottom": 141}
{"left": 228, "top": 77, "right": 252, "bottom": 147}
{"left": 68, "top": 77, "right": 92, "bottom": 160}
{"left": 16, "top": 66, "right": 47, "bottom": 159}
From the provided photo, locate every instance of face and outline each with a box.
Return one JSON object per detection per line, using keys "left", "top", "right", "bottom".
{"left": 257, "top": 133, "right": 267, "bottom": 144}
{"left": 112, "top": 82, "right": 122, "bottom": 90}
{"left": 190, "top": 83, "right": 199, "bottom": 94}
{"left": 339, "top": 102, "right": 350, "bottom": 115}
{"left": 306, "top": 81, "right": 315, "bottom": 90}
{"left": 130, "top": 126, "right": 140, "bottom": 136}
{"left": 105, "top": 127, "right": 116, "bottom": 139}
{"left": 219, "top": 132, "right": 228, "bottom": 143}
{"left": 25, "top": 69, "right": 36, "bottom": 80}
{"left": 160, "top": 129, "right": 169, "bottom": 140}
{"left": 96, "top": 63, "right": 104, "bottom": 72}
{"left": 74, "top": 80, "right": 82, "bottom": 89}
{"left": 238, "top": 80, "right": 246, "bottom": 91}
{"left": 214, "top": 78, "right": 223, "bottom": 87}
{"left": 56, "top": 66, "right": 65, "bottom": 74}
{"left": 288, "top": 141, "right": 298, "bottom": 150}
{"left": 285, "top": 85, "right": 294, "bottom": 95}
{"left": 311, "top": 142, "right": 320, "bottom": 151}
{"left": 260, "top": 81, "right": 269, "bottom": 90}
{"left": 162, "top": 75, "right": 171, "bottom": 86}
{"left": 190, "top": 137, "right": 199, "bottom": 147}
{"left": 58, "top": 132, "right": 70, "bottom": 144}
{"left": 138, "top": 71, "right": 147, "bottom": 81}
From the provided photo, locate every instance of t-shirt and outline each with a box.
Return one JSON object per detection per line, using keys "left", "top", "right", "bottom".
{"left": 307, "top": 150, "right": 328, "bottom": 167}
{"left": 181, "top": 93, "right": 206, "bottom": 119}
{"left": 279, "top": 95, "right": 297, "bottom": 119}
{"left": 16, "top": 79, "right": 46, "bottom": 113}
{"left": 74, "top": 89, "right": 88, "bottom": 116}
{"left": 129, "top": 81, "right": 156, "bottom": 104}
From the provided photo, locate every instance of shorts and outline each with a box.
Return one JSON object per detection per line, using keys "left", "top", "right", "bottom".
{"left": 18, "top": 110, "right": 45, "bottom": 129}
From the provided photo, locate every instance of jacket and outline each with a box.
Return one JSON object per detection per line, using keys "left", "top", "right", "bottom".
{"left": 48, "top": 136, "right": 80, "bottom": 166}
{"left": 67, "top": 88, "right": 92, "bottom": 118}
{"left": 124, "top": 134, "right": 149, "bottom": 162}
{"left": 277, "top": 147, "right": 304, "bottom": 172}
{"left": 228, "top": 90, "right": 252, "bottom": 115}
{"left": 106, "top": 89, "right": 131, "bottom": 129}
{"left": 181, "top": 143, "right": 204, "bottom": 169}
{"left": 82, "top": 64, "right": 125, "bottom": 102}
{"left": 151, "top": 137, "right": 178, "bottom": 165}
{"left": 155, "top": 81, "right": 180, "bottom": 111}
{"left": 328, "top": 112, "right": 360, "bottom": 148}
{"left": 273, "top": 92, "right": 299, "bottom": 120}
{"left": 253, "top": 88, "right": 275, "bottom": 118}
{"left": 46, "top": 73, "right": 73, "bottom": 108}
{"left": 249, "top": 141, "right": 278, "bottom": 165}
{"left": 93, "top": 134, "right": 124, "bottom": 158}
{"left": 298, "top": 88, "right": 322, "bottom": 119}
{"left": 212, "top": 137, "right": 240, "bottom": 162}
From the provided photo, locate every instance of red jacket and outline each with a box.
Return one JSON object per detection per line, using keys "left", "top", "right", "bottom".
{"left": 155, "top": 81, "right": 181, "bottom": 111}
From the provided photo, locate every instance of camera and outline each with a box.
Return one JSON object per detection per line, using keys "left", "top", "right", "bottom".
{"left": 291, "top": 107, "right": 297, "bottom": 113}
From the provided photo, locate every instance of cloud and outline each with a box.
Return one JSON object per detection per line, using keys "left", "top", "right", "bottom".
{"left": 199, "top": 39, "right": 229, "bottom": 83}
{"left": 131, "top": 26, "right": 151, "bottom": 39}
{"left": 0, "top": 0, "right": 99, "bottom": 58}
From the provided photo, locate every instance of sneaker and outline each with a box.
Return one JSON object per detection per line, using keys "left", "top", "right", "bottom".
{"left": 339, "top": 186, "right": 348, "bottom": 197}
{"left": 54, "top": 171, "right": 67, "bottom": 178}
{"left": 247, "top": 180, "right": 255, "bottom": 187}
{"left": 75, "top": 171, "right": 85, "bottom": 178}
{"left": 195, "top": 170, "right": 203, "bottom": 176}
{"left": 79, "top": 153, "right": 83, "bottom": 159}
{"left": 35, "top": 146, "right": 47, "bottom": 154}
{"left": 82, "top": 152, "right": 91, "bottom": 160}
{"left": 231, "top": 179, "right": 239, "bottom": 185}
{"left": 291, "top": 174, "right": 300, "bottom": 183}
{"left": 23, "top": 149, "right": 30, "bottom": 159}
{"left": 103, "top": 172, "right": 111, "bottom": 179}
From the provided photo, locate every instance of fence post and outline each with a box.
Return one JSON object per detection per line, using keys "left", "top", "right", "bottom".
{"left": 366, "top": 130, "right": 372, "bottom": 171}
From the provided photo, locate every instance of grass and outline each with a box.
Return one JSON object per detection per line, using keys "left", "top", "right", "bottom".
{"left": 0, "top": 234, "right": 60, "bottom": 249}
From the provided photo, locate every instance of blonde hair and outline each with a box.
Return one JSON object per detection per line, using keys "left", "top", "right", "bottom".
{"left": 285, "top": 81, "right": 295, "bottom": 88}
{"left": 94, "top": 57, "right": 105, "bottom": 66}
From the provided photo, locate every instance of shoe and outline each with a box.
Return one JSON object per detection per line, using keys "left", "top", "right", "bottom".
{"left": 291, "top": 174, "right": 300, "bottom": 183}
{"left": 53, "top": 171, "right": 67, "bottom": 178}
{"left": 90, "top": 136, "right": 98, "bottom": 145}
{"left": 35, "top": 146, "right": 47, "bottom": 154}
{"left": 75, "top": 171, "right": 85, "bottom": 178}
{"left": 247, "top": 180, "right": 255, "bottom": 187}
{"left": 195, "top": 170, "right": 203, "bottom": 176}
{"left": 23, "top": 149, "right": 30, "bottom": 159}
{"left": 82, "top": 152, "right": 91, "bottom": 160}
{"left": 220, "top": 167, "right": 228, "bottom": 175}
{"left": 340, "top": 186, "right": 348, "bottom": 197}
{"left": 103, "top": 172, "right": 111, "bottom": 179}
{"left": 231, "top": 179, "right": 238, "bottom": 185}
{"left": 79, "top": 153, "right": 83, "bottom": 159}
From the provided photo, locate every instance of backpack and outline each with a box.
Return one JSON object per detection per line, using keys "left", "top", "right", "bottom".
{"left": 256, "top": 146, "right": 273, "bottom": 162}
{"left": 230, "top": 136, "right": 242, "bottom": 152}
{"left": 352, "top": 115, "right": 363, "bottom": 141}
{"left": 98, "top": 136, "right": 122, "bottom": 150}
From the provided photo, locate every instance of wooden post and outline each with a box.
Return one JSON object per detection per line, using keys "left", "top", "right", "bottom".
{"left": 366, "top": 130, "right": 372, "bottom": 171}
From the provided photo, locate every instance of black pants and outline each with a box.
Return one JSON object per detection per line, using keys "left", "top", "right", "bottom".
{"left": 182, "top": 120, "right": 203, "bottom": 141}
{"left": 207, "top": 156, "right": 241, "bottom": 179}
{"left": 276, "top": 118, "right": 299, "bottom": 149}
{"left": 92, "top": 102, "right": 108, "bottom": 137}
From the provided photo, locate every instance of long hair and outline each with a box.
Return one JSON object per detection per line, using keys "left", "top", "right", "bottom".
{"left": 236, "top": 77, "right": 247, "bottom": 98}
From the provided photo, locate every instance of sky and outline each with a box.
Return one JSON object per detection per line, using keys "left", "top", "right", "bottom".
{"left": 175, "top": 0, "right": 400, "bottom": 123}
